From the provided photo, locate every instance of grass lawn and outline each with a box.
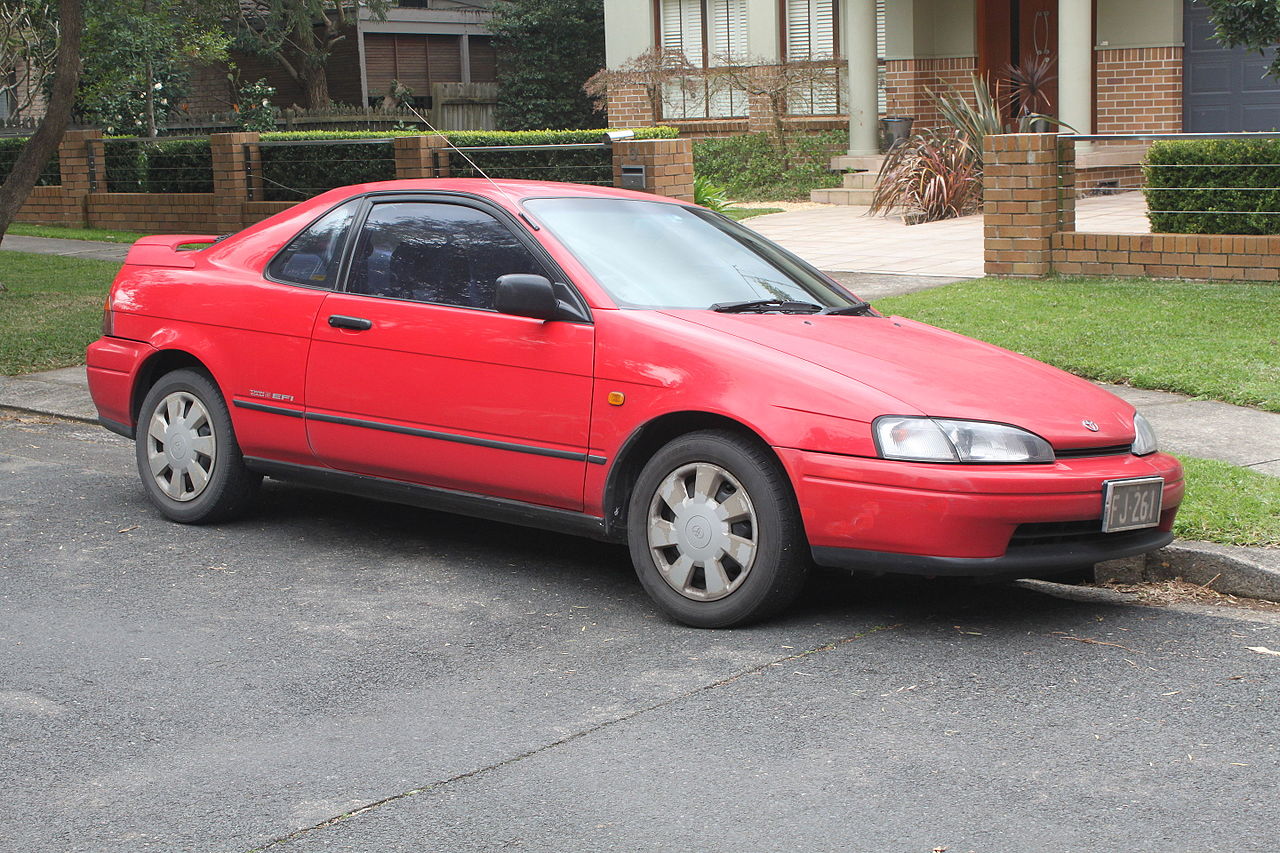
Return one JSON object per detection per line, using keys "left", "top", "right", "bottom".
{"left": 0, "top": 252, "right": 121, "bottom": 375}
{"left": 1175, "top": 455, "right": 1280, "bottom": 547}
{"left": 726, "top": 207, "right": 785, "bottom": 221}
{"left": 7, "top": 222, "right": 150, "bottom": 244}
{"left": 876, "top": 276, "right": 1280, "bottom": 413}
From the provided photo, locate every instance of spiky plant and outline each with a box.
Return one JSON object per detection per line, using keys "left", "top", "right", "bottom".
{"left": 869, "top": 126, "right": 982, "bottom": 222}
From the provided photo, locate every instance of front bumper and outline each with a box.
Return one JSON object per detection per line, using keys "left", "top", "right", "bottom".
{"left": 776, "top": 447, "right": 1184, "bottom": 578}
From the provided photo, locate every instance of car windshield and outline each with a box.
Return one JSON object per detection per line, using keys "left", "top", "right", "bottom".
{"left": 523, "top": 197, "right": 858, "bottom": 310}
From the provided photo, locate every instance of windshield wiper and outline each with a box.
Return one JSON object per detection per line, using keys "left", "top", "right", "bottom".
{"left": 819, "top": 299, "right": 874, "bottom": 316}
{"left": 710, "top": 298, "right": 824, "bottom": 314}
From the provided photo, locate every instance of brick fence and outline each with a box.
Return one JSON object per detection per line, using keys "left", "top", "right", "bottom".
{"left": 984, "top": 133, "right": 1280, "bottom": 282}
{"left": 15, "top": 130, "right": 694, "bottom": 234}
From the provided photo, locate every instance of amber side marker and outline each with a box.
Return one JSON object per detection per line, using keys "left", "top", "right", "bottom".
{"left": 607, "top": 392, "right": 626, "bottom": 406}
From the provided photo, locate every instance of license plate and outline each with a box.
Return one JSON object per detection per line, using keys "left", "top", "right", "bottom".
{"left": 1101, "top": 477, "right": 1164, "bottom": 533}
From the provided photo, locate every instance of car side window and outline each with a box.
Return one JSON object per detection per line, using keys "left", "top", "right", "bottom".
{"left": 267, "top": 200, "right": 360, "bottom": 288}
{"left": 346, "top": 201, "right": 551, "bottom": 309}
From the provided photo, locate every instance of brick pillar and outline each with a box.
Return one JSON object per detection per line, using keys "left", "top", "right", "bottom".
{"left": 56, "top": 129, "right": 103, "bottom": 227}
{"left": 210, "top": 132, "right": 258, "bottom": 234}
{"left": 611, "top": 139, "right": 694, "bottom": 203}
{"left": 393, "top": 134, "right": 451, "bottom": 179}
{"left": 983, "top": 133, "right": 1067, "bottom": 277}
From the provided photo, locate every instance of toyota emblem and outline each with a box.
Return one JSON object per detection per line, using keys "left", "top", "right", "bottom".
{"left": 1082, "top": 420, "right": 1100, "bottom": 432}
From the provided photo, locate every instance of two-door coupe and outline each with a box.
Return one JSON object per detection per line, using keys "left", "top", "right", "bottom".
{"left": 87, "top": 180, "right": 1183, "bottom": 627}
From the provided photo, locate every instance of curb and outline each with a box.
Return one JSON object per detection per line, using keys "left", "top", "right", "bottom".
{"left": 1097, "top": 541, "right": 1280, "bottom": 603}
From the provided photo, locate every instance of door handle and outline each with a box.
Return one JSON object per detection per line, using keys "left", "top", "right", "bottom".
{"left": 328, "top": 315, "right": 372, "bottom": 331}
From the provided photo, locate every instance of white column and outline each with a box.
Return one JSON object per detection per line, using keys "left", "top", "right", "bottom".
{"left": 843, "top": 0, "right": 880, "bottom": 155}
{"left": 1058, "top": 0, "right": 1093, "bottom": 135}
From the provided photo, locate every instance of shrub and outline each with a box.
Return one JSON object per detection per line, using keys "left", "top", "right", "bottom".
{"left": 257, "top": 127, "right": 679, "bottom": 200}
{"left": 693, "top": 175, "right": 731, "bottom": 212}
{"left": 869, "top": 127, "right": 981, "bottom": 222}
{"left": 0, "top": 137, "right": 60, "bottom": 186}
{"left": 694, "top": 131, "right": 845, "bottom": 201}
{"left": 102, "top": 138, "right": 213, "bottom": 193}
{"left": 1145, "top": 139, "right": 1280, "bottom": 235}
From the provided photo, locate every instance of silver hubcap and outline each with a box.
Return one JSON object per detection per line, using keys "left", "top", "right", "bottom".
{"left": 146, "top": 391, "right": 217, "bottom": 502}
{"left": 647, "top": 462, "right": 758, "bottom": 601}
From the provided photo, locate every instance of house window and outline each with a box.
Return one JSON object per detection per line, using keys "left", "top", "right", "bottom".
{"left": 783, "top": 0, "right": 885, "bottom": 117}
{"left": 659, "top": 0, "right": 748, "bottom": 119}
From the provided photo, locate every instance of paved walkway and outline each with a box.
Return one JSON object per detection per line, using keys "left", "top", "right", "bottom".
{"left": 0, "top": 233, "right": 129, "bottom": 262}
{"left": 747, "top": 191, "right": 1151, "bottom": 277}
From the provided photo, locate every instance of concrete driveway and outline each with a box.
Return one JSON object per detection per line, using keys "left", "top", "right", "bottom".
{"left": 748, "top": 191, "right": 1151, "bottom": 276}
{"left": 3, "top": 415, "right": 1278, "bottom": 852}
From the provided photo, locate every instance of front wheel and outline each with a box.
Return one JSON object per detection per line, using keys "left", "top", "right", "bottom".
{"left": 627, "top": 430, "right": 809, "bottom": 628}
{"left": 135, "top": 368, "right": 259, "bottom": 524}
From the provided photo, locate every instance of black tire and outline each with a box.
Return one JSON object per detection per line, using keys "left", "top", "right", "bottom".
{"left": 627, "top": 430, "right": 809, "bottom": 628}
{"left": 134, "top": 368, "right": 259, "bottom": 524}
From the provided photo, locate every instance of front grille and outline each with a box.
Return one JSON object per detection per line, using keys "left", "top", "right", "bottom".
{"left": 1054, "top": 444, "right": 1132, "bottom": 459}
{"left": 1010, "top": 519, "right": 1104, "bottom": 548}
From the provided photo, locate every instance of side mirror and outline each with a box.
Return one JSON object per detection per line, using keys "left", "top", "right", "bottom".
{"left": 495, "top": 274, "right": 560, "bottom": 321}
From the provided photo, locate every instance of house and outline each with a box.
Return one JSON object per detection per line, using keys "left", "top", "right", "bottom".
{"left": 185, "top": 0, "right": 498, "bottom": 123}
{"left": 602, "top": 0, "right": 1280, "bottom": 146}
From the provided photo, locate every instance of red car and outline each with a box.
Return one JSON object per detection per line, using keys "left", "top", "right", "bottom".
{"left": 87, "top": 180, "right": 1183, "bottom": 627}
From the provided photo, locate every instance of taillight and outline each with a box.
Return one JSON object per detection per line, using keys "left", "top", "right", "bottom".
{"left": 101, "top": 294, "right": 114, "bottom": 336}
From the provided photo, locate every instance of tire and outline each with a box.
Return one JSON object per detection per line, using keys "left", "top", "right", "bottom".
{"left": 627, "top": 430, "right": 810, "bottom": 628}
{"left": 134, "top": 368, "right": 260, "bottom": 524}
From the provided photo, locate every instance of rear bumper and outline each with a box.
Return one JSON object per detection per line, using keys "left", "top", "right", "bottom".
{"left": 86, "top": 337, "right": 155, "bottom": 435}
{"left": 776, "top": 447, "right": 1184, "bottom": 577}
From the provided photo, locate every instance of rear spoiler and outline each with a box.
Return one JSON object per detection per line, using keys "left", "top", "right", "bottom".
{"left": 124, "top": 234, "right": 221, "bottom": 269}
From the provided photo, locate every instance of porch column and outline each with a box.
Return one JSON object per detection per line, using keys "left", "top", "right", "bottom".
{"left": 842, "top": 0, "right": 879, "bottom": 155}
{"left": 1058, "top": 0, "right": 1093, "bottom": 135}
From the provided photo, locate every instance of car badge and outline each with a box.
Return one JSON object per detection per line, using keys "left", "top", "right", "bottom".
{"left": 1082, "top": 420, "right": 1100, "bottom": 432}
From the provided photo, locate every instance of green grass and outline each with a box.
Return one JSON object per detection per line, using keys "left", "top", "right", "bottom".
{"left": 877, "top": 277, "right": 1280, "bottom": 413}
{"left": 726, "top": 207, "right": 785, "bottom": 221}
{"left": 0, "top": 252, "right": 121, "bottom": 374}
{"left": 1175, "top": 455, "right": 1280, "bottom": 547}
{"left": 7, "top": 222, "right": 149, "bottom": 243}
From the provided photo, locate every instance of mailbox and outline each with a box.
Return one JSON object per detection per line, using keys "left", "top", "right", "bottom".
{"left": 620, "top": 164, "right": 646, "bottom": 190}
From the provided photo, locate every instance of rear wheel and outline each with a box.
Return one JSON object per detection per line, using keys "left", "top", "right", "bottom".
{"left": 628, "top": 430, "right": 809, "bottom": 628}
{"left": 135, "top": 368, "right": 259, "bottom": 524}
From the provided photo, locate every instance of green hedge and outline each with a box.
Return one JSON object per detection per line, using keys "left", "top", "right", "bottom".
{"left": 0, "top": 137, "right": 60, "bottom": 186}
{"left": 1145, "top": 138, "right": 1280, "bottom": 235}
{"left": 257, "top": 127, "right": 679, "bottom": 201}
{"left": 694, "top": 131, "right": 846, "bottom": 201}
{"left": 102, "top": 138, "right": 213, "bottom": 193}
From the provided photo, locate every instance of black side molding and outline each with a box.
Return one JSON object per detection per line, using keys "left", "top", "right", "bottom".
{"left": 244, "top": 457, "right": 622, "bottom": 542}
{"left": 99, "top": 416, "right": 135, "bottom": 440}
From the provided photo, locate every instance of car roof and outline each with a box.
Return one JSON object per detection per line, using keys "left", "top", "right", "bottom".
{"left": 314, "top": 178, "right": 691, "bottom": 208}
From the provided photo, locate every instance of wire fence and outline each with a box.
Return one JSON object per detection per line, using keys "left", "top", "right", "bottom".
{"left": 1059, "top": 132, "right": 1280, "bottom": 235}
{"left": 0, "top": 134, "right": 59, "bottom": 186}
{"left": 254, "top": 139, "right": 397, "bottom": 201}
{"left": 99, "top": 137, "right": 213, "bottom": 193}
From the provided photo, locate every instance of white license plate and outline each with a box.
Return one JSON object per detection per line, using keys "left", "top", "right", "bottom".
{"left": 1101, "top": 477, "right": 1164, "bottom": 533}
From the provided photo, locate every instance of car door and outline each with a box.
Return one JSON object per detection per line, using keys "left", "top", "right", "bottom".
{"left": 304, "top": 195, "right": 596, "bottom": 512}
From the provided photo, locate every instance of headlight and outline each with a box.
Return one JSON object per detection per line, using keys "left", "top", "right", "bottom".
{"left": 1132, "top": 412, "right": 1158, "bottom": 456}
{"left": 873, "top": 416, "right": 1055, "bottom": 464}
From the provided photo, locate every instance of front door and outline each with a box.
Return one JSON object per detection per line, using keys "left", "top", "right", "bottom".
{"left": 977, "top": 0, "right": 1060, "bottom": 116}
{"left": 303, "top": 197, "right": 595, "bottom": 511}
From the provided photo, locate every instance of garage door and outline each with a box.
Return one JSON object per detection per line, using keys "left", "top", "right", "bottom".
{"left": 1184, "top": 0, "right": 1280, "bottom": 131}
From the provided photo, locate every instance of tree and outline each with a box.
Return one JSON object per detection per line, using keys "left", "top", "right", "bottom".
{"left": 1199, "top": 0, "right": 1280, "bottom": 79}
{"left": 234, "top": 0, "right": 388, "bottom": 110}
{"left": 491, "top": 0, "right": 605, "bottom": 130}
{"left": 0, "top": 0, "right": 60, "bottom": 119}
{"left": 0, "top": 0, "right": 81, "bottom": 241}
{"left": 583, "top": 47, "right": 696, "bottom": 126}
{"left": 76, "top": 0, "right": 229, "bottom": 136}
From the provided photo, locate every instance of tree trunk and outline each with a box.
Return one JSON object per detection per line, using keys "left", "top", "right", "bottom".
{"left": 0, "top": 0, "right": 83, "bottom": 240}
{"left": 301, "top": 65, "right": 331, "bottom": 110}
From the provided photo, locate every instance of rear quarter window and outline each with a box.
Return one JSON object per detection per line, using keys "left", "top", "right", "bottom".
{"left": 267, "top": 200, "right": 360, "bottom": 288}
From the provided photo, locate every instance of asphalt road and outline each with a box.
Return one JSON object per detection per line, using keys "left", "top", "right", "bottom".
{"left": 2, "top": 414, "right": 1277, "bottom": 853}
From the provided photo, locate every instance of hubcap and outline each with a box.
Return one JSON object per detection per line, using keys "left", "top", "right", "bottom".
{"left": 647, "top": 462, "right": 757, "bottom": 601}
{"left": 145, "top": 391, "right": 216, "bottom": 502}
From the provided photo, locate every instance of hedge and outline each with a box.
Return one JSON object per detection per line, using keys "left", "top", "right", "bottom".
{"left": 102, "top": 138, "right": 213, "bottom": 193}
{"left": 1145, "top": 138, "right": 1280, "bottom": 235}
{"left": 257, "top": 127, "right": 679, "bottom": 201}
{"left": 0, "top": 137, "right": 60, "bottom": 186}
{"left": 694, "top": 131, "right": 846, "bottom": 201}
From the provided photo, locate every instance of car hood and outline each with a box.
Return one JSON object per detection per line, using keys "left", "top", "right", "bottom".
{"left": 665, "top": 310, "right": 1136, "bottom": 450}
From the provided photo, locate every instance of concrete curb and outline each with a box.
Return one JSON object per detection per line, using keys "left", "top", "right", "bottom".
{"left": 1097, "top": 542, "right": 1280, "bottom": 602}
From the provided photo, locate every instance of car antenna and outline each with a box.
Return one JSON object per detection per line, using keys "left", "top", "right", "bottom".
{"left": 401, "top": 102, "right": 533, "bottom": 225}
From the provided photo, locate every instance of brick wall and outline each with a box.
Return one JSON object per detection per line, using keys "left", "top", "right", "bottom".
{"left": 606, "top": 83, "right": 657, "bottom": 128}
{"left": 16, "top": 131, "right": 697, "bottom": 232}
{"left": 1095, "top": 47, "right": 1182, "bottom": 134}
{"left": 884, "top": 57, "right": 979, "bottom": 129}
{"left": 1053, "top": 232, "right": 1280, "bottom": 281}
{"left": 611, "top": 139, "right": 695, "bottom": 202}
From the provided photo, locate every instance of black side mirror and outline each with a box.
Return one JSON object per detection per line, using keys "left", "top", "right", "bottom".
{"left": 496, "top": 274, "right": 560, "bottom": 321}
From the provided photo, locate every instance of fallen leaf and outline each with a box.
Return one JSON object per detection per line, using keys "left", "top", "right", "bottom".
{"left": 1246, "top": 647, "right": 1280, "bottom": 656}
